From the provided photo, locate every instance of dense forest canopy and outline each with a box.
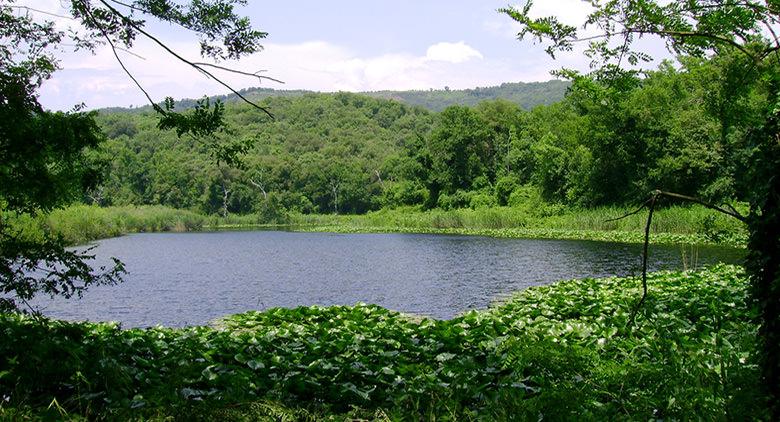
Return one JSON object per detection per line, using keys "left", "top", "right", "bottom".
{"left": 101, "top": 80, "right": 571, "bottom": 114}
{"left": 92, "top": 55, "right": 769, "bottom": 219}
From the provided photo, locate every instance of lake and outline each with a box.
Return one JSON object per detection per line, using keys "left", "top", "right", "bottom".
{"left": 30, "top": 231, "right": 744, "bottom": 327}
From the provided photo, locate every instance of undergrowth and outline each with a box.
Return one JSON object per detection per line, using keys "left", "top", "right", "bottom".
{"left": 0, "top": 265, "right": 766, "bottom": 420}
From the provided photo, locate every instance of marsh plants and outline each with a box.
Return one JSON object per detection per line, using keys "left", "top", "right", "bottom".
{"left": 25, "top": 202, "right": 748, "bottom": 247}
{"left": 0, "top": 265, "right": 766, "bottom": 420}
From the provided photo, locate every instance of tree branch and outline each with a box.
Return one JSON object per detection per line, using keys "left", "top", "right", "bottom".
{"left": 605, "top": 199, "right": 651, "bottom": 222}
{"left": 82, "top": 5, "right": 158, "bottom": 109}
{"left": 655, "top": 190, "right": 747, "bottom": 222}
{"left": 9, "top": 5, "right": 76, "bottom": 21}
{"left": 96, "top": 0, "right": 276, "bottom": 119}
{"left": 191, "top": 62, "right": 284, "bottom": 85}
{"left": 621, "top": 189, "right": 748, "bottom": 328}
{"left": 628, "top": 192, "right": 657, "bottom": 329}
{"left": 572, "top": 28, "right": 758, "bottom": 61}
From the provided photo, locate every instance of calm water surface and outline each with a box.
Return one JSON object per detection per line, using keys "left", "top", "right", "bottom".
{"left": 31, "top": 231, "right": 743, "bottom": 327}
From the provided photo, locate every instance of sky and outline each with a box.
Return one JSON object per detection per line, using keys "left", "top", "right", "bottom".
{"left": 18, "top": 0, "right": 671, "bottom": 111}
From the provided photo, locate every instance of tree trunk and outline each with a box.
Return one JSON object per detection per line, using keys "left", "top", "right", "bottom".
{"left": 249, "top": 178, "right": 268, "bottom": 201}
{"left": 738, "top": 91, "right": 780, "bottom": 416}
{"left": 221, "top": 183, "right": 231, "bottom": 218}
{"left": 374, "top": 169, "right": 385, "bottom": 189}
{"left": 748, "top": 128, "right": 780, "bottom": 417}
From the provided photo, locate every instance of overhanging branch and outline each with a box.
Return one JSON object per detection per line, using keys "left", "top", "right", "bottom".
{"left": 616, "top": 189, "right": 748, "bottom": 328}
{"left": 95, "top": 0, "right": 277, "bottom": 119}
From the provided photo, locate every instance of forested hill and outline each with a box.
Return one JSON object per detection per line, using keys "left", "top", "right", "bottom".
{"left": 363, "top": 80, "right": 570, "bottom": 111}
{"left": 100, "top": 80, "right": 569, "bottom": 114}
{"left": 93, "top": 56, "right": 763, "bottom": 220}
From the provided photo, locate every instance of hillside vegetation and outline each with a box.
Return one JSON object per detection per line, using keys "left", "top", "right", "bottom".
{"left": 90, "top": 56, "right": 761, "bottom": 228}
{"left": 107, "top": 80, "right": 569, "bottom": 114}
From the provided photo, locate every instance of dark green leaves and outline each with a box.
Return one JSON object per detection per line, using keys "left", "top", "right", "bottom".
{"left": 0, "top": 265, "right": 765, "bottom": 419}
{"left": 157, "top": 96, "right": 227, "bottom": 138}
{"left": 133, "top": 0, "right": 268, "bottom": 60}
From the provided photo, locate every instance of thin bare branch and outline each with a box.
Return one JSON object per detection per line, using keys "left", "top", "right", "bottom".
{"left": 656, "top": 190, "right": 747, "bottom": 222}
{"left": 191, "top": 62, "right": 285, "bottom": 84}
{"left": 97, "top": 0, "right": 275, "bottom": 118}
{"left": 105, "top": 0, "right": 206, "bottom": 38}
{"left": 571, "top": 28, "right": 758, "bottom": 61}
{"left": 81, "top": 4, "right": 159, "bottom": 109}
{"left": 605, "top": 199, "right": 651, "bottom": 222}
{"left": 9, "top": 5, "right": 75, "bottom": 21}
{"left": 761, "top": 21, "right": 780, "bottom": 62}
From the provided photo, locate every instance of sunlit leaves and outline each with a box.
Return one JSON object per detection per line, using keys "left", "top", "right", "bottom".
{"left": 0, "top": 265, "right": 764, "bottom": 418}
{"left": 501, "top": 0, "right": 779, "bottom": 70}
{"left": 498, "top": 2, "right": 578, "bottom": 59}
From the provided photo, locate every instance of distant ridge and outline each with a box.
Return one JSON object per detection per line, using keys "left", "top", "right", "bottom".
{"left": 101, "top": 80, "right": 570, "bottom": 113}
{"left": 363, "top": 80, "right": 570, "bottom": 111}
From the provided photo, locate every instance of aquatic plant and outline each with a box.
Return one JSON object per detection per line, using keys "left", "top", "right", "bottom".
{"left": 0, "top": 265, "right": 764, "bottom": 419}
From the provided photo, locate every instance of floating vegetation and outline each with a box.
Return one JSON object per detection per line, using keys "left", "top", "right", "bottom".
{"left": 0, "top": 265, "right": 765, "bottom": 419}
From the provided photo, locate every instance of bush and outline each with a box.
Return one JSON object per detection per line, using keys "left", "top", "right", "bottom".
{"left": 382, "top": 181, "right": 428, "bottom": 208}
{"left": 495, "top": 176, "right": 519, "bottom": 206}
{"left": 437, "top": 190, "right": 474, "bottom": 210}
{"left": 469, "top": 192, "right": 497, "bottom": 209}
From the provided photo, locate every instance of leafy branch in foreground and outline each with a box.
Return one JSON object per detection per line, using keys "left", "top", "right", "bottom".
{"left": 0, "top": 227, "right": 125, "bottom": 314}
{"left": 501, "top": 1, "right": 780, "bottom": 413}
{"left": 0, "top": 0, "right": 273, "bottom": 311}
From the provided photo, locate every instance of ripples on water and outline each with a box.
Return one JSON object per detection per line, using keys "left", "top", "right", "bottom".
{"left": 29, "top": 231, "right": 743, "bottom": 327}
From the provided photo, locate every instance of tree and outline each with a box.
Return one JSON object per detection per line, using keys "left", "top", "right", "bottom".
{"left": 1, "top": 0, "right": 271, "bottom": 311}
{"left": 426, "top": 106, "right": 493, "bottom": 199}
{"left": 502, "top": 0, "right": 780, "bottom": 414}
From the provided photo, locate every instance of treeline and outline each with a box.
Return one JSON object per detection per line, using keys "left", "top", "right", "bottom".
{"left": 92, "top": 54, "right": 769, "bottom": 219}
{"left": 151, "top": 80, "right": 569, "bottom": 113}
{"left": 363, "top": 80, "right": 570, "bottom": 111}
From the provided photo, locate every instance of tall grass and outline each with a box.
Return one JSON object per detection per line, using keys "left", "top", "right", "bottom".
{"left": 45, "top": 205, "right": 205, "bottom": 245}
{"left": 15, "top": 202, "right": 746, "bottom": 246}
{"left": 289, "top": 205, "right": 745, "bottom": 236}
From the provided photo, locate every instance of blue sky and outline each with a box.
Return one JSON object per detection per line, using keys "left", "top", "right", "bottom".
{"left": 21, "top": 1, "right": 668, "bottom": 111}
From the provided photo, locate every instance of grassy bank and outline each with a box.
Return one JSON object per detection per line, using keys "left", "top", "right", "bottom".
{"left": 2, "top": 205, "right": 207, "bottom": 246}
{"left": 20, "top": 203, "right": 748, "bottom": 247}
{"left": 0, "top": 265, "right": 765, "bottom": 420}
{"left": 287, "top": 205, "right": 747, "bottom": 246}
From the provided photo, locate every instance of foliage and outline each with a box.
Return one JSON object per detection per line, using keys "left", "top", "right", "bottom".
{"left": 0, "top": 265, "right": 765, "bottom": 419}
{"left": 0, "top": 2, "right": 122, "bottom": 311}
{"left": 0, "top": 0, "right": 268, "bottom": 310}
{"left": 365, "top": 80, "right": 570, "bottom": 111}
{"left": 501, "top": 2, "right": 780, "bottom": 413}
{"left": 89, "top": 56, "right": 768, "bottom": 219}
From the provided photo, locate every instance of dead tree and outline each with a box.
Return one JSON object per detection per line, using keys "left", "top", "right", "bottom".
{"left": 248, "top": 178, "right": 268, "bottom": 201}
{"left": 373, "top": 169, "right": 385, "bottom": 190}
{"left": 329, "top": 178, "right": 341, "bottom": 215}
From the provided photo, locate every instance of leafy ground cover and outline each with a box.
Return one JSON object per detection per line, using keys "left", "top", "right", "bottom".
{"left": 293, "top": 225, "right": 715, "bottom": 246}
{"left": 0, "top": 265, "right": 765, "bottom": 420}
{"left": 287, "top": 205, "right": 748, "bottom": 247}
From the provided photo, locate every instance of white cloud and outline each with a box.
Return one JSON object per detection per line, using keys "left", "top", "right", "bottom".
{"left": 38, "top": 38, "right": 558, "bottom": 110}
{"left": 425, "top": 42, "right": 483, "bottom": 63}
